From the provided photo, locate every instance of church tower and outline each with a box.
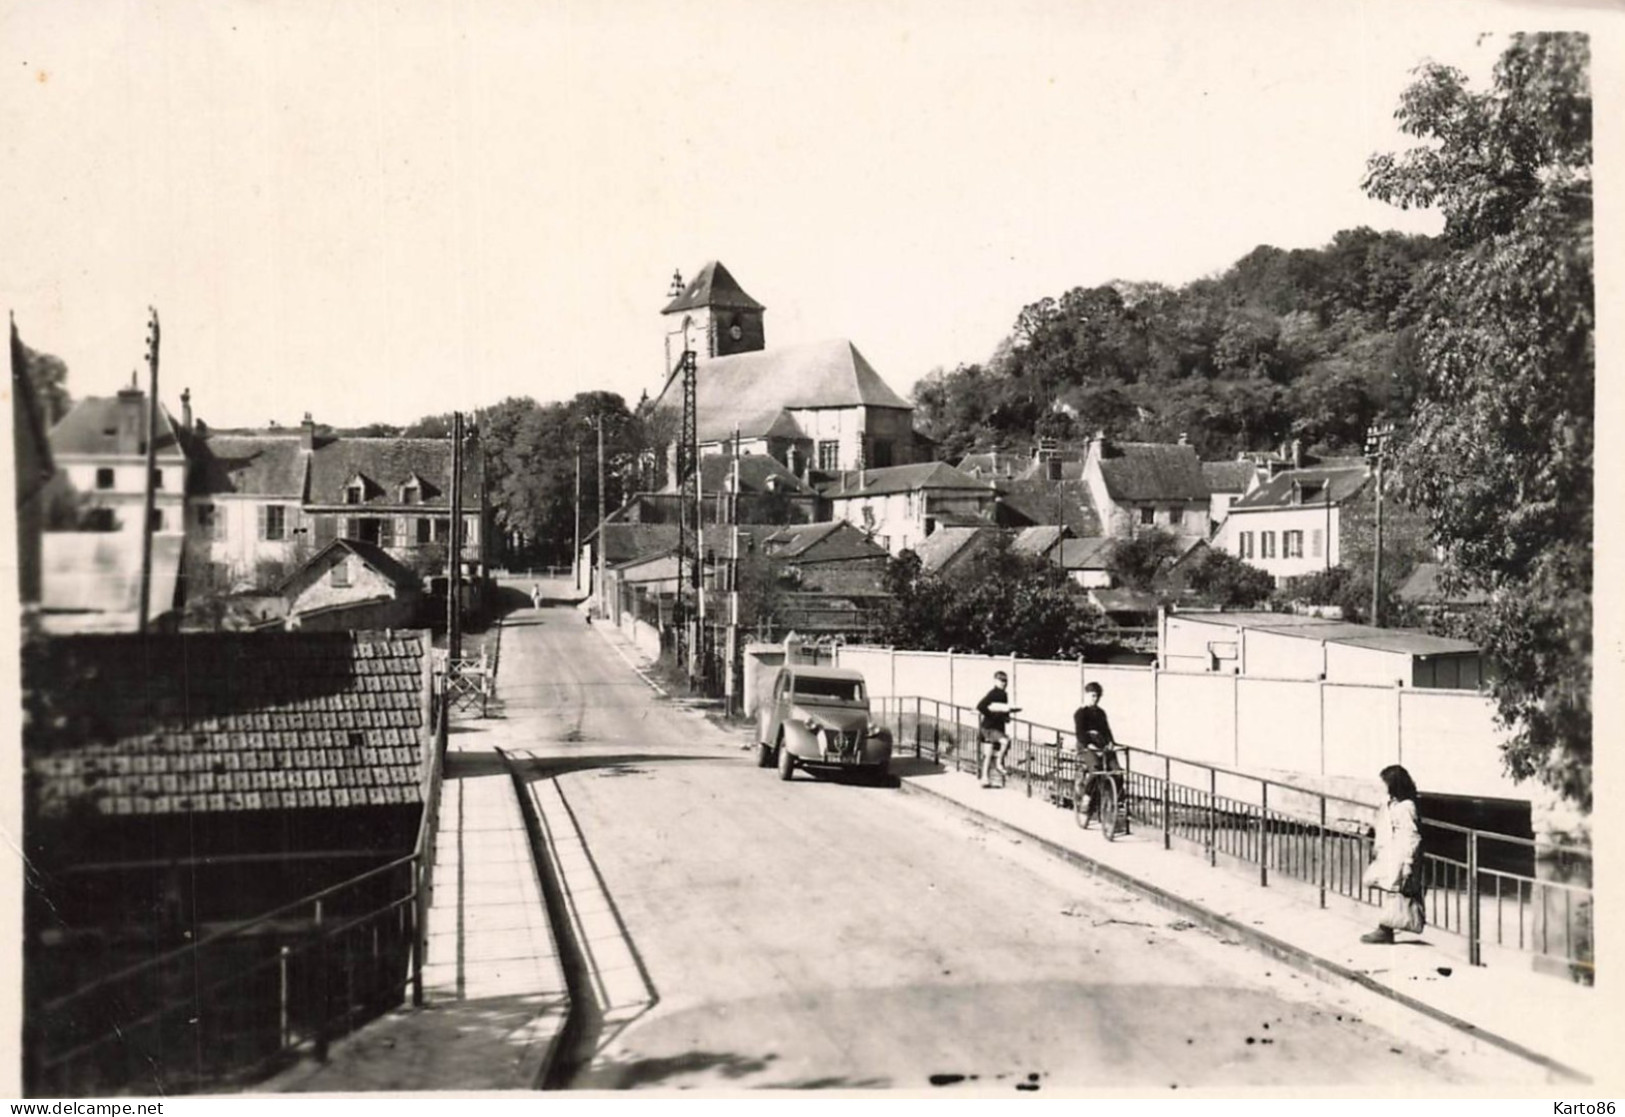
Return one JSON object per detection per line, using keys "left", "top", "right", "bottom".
{"left": 661, "top": 261, "right": 766, "bottom": 373}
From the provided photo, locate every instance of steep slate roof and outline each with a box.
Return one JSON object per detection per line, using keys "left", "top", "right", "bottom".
{"left": 823, "top": 461, "right": 991, "bottom": 499}
{"left": 763, "top": 520, "right": 886, "bottom": 563}
{"left": 662, "top": 260, "right": 765, "bottom": 314}
{"left": 1395, "top": 563, "right": 1492, "bottom": 606}
{"left": 913, "top": 526, "right": 994, "bottom": 574}
{"left": 282, "top": 538, "right": 423, "bottom": 597}
{"left": 1230, "top": 464, "right": 1368, "bottom": 512}
{"left": 193, "top": 435, "right": 308, "bottom": 497}
{"left": 994, "top": 479, "right": 1102, "bottom": 535}
{"left": 654, "top": 338, "right": 912, "bottom": 442}
{"left": 698, "top": 453, "right": 817, "bottom": 495}
{"left": 1202, "top": 460, "right": 1259, "bottom": 494}
{"left": 49, "top": 395, "right": 188, "bottom": 459}
{"left": 599, "top": 523, "right": 681, "bottom": 565}
{"left": 1011, "top": 525, "right": 1068, "bottom": 557}
{"left": 24, "top": 630, "right": 431, "bottom": 818}
{"left": 306, "top": 437, "right": 482, "bottom": 508}
{"left": 1055, "top": 536, "right": 1116, "bottom": 571}
{"left": 1096, "top": 442, "right": 1209, "bottom": 502}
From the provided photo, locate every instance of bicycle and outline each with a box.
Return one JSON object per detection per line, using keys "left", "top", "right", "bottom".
{"left": 1073, "top": 743, "right": 1128, "bottom": 841}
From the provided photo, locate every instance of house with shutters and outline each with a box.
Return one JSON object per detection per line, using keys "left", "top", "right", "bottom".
{"left": 819, "top": 461, "right": 998, "bottom": 555}
{"left": 1214, "top": 459, "right": 1369, "bottom": 584}
{"left": 1082, "top": 434, "right": 1212, "bottom": 539}
{"left": 649, "top": 262, "right": 922, "bottom": 479}
{"left": 189, "top": 414, "right": 486, "bottom": 590}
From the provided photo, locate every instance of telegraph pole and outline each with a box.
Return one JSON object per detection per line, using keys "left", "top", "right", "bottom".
{"left": 1365, "top": 422, "right": 1394, "bottom": 628}
{"left": 596, "top": 413, "right": 607, "bottom": 620}
{"left": 448, "top": 412, "right": 464, "bottom": 660}
{"left": 572, "top": 451, "right": 582, "bottom": 593}
{"left": 137, "top": 308, "right": 160, "bottom": 635}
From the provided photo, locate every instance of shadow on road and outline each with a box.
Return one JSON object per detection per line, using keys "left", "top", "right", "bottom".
{"left": 508, "top": 752, "right": 733, "bottom": 781}
{"left": 576, "top": 1049, "right": 781, "bottom": 1089}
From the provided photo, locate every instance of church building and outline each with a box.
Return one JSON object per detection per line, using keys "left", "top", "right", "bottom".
{"left": 650, "top": 262, "right": 921, "bottom": 481}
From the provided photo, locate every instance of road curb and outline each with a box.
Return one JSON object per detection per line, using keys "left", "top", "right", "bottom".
{"left": 585, "top": 617, "right": 669, "bottom": 698}
{"left": 897, "top": 776, "right": 1589, "bottom": 1084}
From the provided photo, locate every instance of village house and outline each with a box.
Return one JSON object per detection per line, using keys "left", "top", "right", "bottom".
{"left": 279, "top": 538, "right": 425, "bottom": 631}
{"left": 1082, "top": 434, "right": 1212, "bottom": 538}
{"left": 1202, "top": 458, "right": 1261, "bottom": 529}
{"left": 819, "top": 461, "right": 997, "bottom": 555}
{"left": 1213, "top": 458, "right": 1369, "bottom": 584}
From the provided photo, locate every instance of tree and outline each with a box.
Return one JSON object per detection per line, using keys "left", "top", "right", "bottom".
{"left": 1363, "top": 33, "right": 1593, "bottom": 810}
{"left": 1105, "top": 529, "right": 1182, "bottom": 593}
{"left": 18, "top": 341, "right": 71, "bottom": 425}
{"left": 1184, "top": 549, "right": 1275, "bottom": 608}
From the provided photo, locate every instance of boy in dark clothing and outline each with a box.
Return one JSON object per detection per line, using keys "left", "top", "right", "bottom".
{"left": 1073, "top": 682, "right": 1118, "bottom": 823}
{"left": 977, "top": 671, "right": 1015, "bottom": 787}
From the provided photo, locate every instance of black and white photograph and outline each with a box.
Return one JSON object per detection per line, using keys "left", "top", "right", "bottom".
{"left": 2, "top": 0, "right": 1615, "bottom": 1102}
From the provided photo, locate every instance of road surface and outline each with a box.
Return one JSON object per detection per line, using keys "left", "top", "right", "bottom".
{"left": 497, "top": 600, "right": 1537, "bottom": 1092}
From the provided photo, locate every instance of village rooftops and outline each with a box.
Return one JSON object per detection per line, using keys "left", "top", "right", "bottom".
{"left": 821, "top": 461, "right": 991, "bottom": 499}
{"left": 1202, "top": 460, "right": 1259, "bottom": 494}
{"left": 1094, "top": 441, "right": 1209, "bottom": 502}
{"left": 1230, "top": 462, "right": 1369, "bottom": 511}
{"left": 652, "top": 338, "right": 912, "bottom": 443}
{"left": 698, "top": 453, "right": 818, "bottom": 496}
{"left": 762, "top": 520, "right": 886, "bottom": 562}
{"left": 49, "top": 394, "right": 189, "bottom": 459}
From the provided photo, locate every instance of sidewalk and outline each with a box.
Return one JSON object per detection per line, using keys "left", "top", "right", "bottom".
{"left": 895, "top": 761, "right": 1603, "bottom": 1083}
{"left": 267, "top": 617, "right": 572, "bottom": 1093}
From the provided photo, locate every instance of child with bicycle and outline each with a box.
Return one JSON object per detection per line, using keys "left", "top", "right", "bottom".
{"left": 1072, "top": 682, "right": 1119, "bottom": 826}
{"left": 976, "top": 670, "right": 1019, "bottom": 788}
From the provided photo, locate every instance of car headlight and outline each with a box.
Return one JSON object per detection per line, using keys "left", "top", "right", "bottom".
{"left": 804, "top": 716, "right": 822, "bottom": 732}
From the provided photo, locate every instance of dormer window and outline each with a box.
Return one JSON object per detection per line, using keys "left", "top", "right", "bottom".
{"left": 344, "top": 473, "right": 371, "bottom": 505}
{"left": 402, "top": 480, "right": 422, "bottom": 505}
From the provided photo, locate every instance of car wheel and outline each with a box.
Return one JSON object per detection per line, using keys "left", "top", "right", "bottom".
{"left": 756, "top": 742, "right": 773, "bottom": 768}
{"left": 777, "top": 744, "right": 795, "bottom": 781}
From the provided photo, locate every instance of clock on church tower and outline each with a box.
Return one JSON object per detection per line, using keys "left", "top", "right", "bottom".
{"left": 662, "top": 260, "right": 767, "bottom": 364}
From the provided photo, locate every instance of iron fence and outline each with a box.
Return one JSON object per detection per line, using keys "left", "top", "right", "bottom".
{"left": 876, "top": 696, "right": 1594, "bottom": 982}
{"left": 27, "top": 699, "right": 450, "bottom": 1096}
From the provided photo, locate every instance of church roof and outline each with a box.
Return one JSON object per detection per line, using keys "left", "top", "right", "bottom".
{"left": 654, "top": 338, "right": 912, "bottom": 442}
{"left": 662, "top": 261, "right": 765, "bottom": 314}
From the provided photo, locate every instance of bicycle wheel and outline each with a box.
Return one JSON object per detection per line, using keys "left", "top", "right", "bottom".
{"left": 1096, "top": 776, "right": 1121, "bottom": 842}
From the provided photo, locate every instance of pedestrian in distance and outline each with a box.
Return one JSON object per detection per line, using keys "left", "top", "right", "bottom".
{"left": 1072, "top": 681, "right": 1118, "bottom": 824}
{"left": 530, "top": 583, "right": 543, "bottom": 610}
{"left": 1360, "top": 763, "right": 1427, "bottom": 944}
{"left": 976, "top": 670, "right": 1019, "bottom": 788}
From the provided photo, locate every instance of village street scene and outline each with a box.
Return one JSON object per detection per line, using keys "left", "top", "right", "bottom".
{"left": 5, "top": 1, "right": 1606, "bottom": 1102}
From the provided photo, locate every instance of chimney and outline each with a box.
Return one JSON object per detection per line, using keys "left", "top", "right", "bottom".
{"left": 1177, "top": 431, "right": 1188, "bottom": 446}
{"left": 181, "top": 388, "right": 192, "bottom": 431}
{"left": 1291, "top": 438, "right": 1302, "bottom": 468}
{"left": 115, "top": 374, "right": 145, "bottom": 455}
{"left": 301, "top": 411, "right": 316, "bottom": 451}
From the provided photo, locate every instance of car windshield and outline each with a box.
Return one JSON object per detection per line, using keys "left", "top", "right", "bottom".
{"left": 793, "top": 677, "right": 864, "bottom": 703}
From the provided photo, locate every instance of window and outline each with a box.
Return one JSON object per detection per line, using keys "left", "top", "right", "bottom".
{"left": 84, "top": 508, "right": 116, "bottom": 532}
{"left": 401, "top": 481, "right": 421, "bottom": 505}
{"left": 433, "top": 517, "right": 450, "bottom": 543}
{"left": 817, "top": 440, "right": 840, "bottom": 471}
{"left": 149, "top": 509, "right": 165, "bottom": 532}
{"left": 197, "top": 504, "right": 224, "bottom": 541}
{"left": 1261, "top": 531, "right": 1277, "bottom": 559}
{"left": 871, "top": 439, "right": 894, "bottom": 468}
{"left": 260, "top": 504, "right": 287, "bottom": 541}
{"left": 1238, "top": 531, "right": 1254, "bottom": 559}
{"left": 1311, "top": 528, "right": 1324, "bottom": 559}
{"left": 1139, "top": 506, "right": 1155, "bottom": 525}
{"left": 331, "top": 559, "right": 351, "bottom": 587}
{"left": 1284, "top": 530, "right": 1303, "bottom": 558}
{"left": 95, "top": 467, "right": 115, "bottom": 490}
{"left": 417, "top": 518, "right": 433, "bottom": 544}
{"left": 357, "top": 517, "right": 382, "bottom": 545}
{"left": 151, "top": 468, "right": 164, "bottom": 490}
{"left": 345, "top": 480, "right": 365, "bottom": 505}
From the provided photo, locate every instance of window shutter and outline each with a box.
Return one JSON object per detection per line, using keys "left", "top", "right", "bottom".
{"left": 257, "top": 503, "right": 268, "bottom": 541}
{"left": 314, "top": 514, "right": 337, "bottom": 546}
{"left": 379, "top": 517, "right": 396, "bottom": 547}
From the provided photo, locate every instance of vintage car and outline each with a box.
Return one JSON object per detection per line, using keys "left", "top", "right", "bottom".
{"left": 756, "top": 666, "right": 892, "bottom": 782}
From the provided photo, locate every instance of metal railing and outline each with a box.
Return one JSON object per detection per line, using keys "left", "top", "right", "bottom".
{"left": 27, "top": 700, "right": 450, "bottom": 1096}
{"left": 876, "top": 696, "right": 1594, "bottom": 982}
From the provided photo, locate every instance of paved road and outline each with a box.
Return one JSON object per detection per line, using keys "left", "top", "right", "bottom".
{"left": 501, "top": 603, "right": 1531, "bottom": 1093}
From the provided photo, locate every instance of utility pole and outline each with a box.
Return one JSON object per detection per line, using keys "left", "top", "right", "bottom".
{"left": 572, "top": 451, "right": 582, "bottom": 593}
{"left": 448, "top": 412, "right": 464, "bottom": 660}
{"left": 137, "top": 308, "right": 160, "bottom": 635}
{"left": 1365, "top": 422, "right": 1394, "bottom": 628}
{"left": 596, "top": 413, "right": 607, "bottom": 621}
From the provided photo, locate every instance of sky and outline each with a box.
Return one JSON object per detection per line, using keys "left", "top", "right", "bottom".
{"left": 2, "top": 0, "right": 1618, "bottom": 430}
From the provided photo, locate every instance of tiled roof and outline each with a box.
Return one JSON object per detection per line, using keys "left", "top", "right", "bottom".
{"left": 599, "top": 523, "right": 681, "bottom": 565}
{"left": 763, "top": 520, "right": 888, "bottom": 563}
{"left": 24, "top": 630, "right": 430, "bottom": 818}
{"left": 1395, "top": 563, "right": 1492, "bottom": 606}
{"left": 1096, "top": 442, "right": 1209, "bottom": 502}
{"left": 306, "top": 437, "right": 483, "bottom": 508}
{"left": 1202, "top": 460, "right": 1259, "bottom": 493}
{"left": 653, "top": 338, "right": 912, "bottom": 442}
{"left": 193, "top": 435, "right": 308, "bottom": 497}
{"left": 282, "top": 539, "right": 423, "bottom": 596}
{"left": 1011, "top": 525, "right": 1067, "bottom": 557}
{"left": 1230, "top": 464, "right": 1368, "bottom": 512}
{"left": 698, "top": 453, "right": 817, "bottom": 496}
{"left": 49, "top": 395, "right": 188, "bottom": 460}
{"left": 662, "top": 261, "right": 765, "bottom": 314}
{"left": 914, "top": 526, "right": 991, "bottom": 574}
{"left": 823, "top": 461, "right": 992, "bottom": 499}
{"left": 994, "top": 479, "right": 1102, "bottom": 535}
{"left": 1055, "top": 536, "right": 1116, "bottom": 571}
